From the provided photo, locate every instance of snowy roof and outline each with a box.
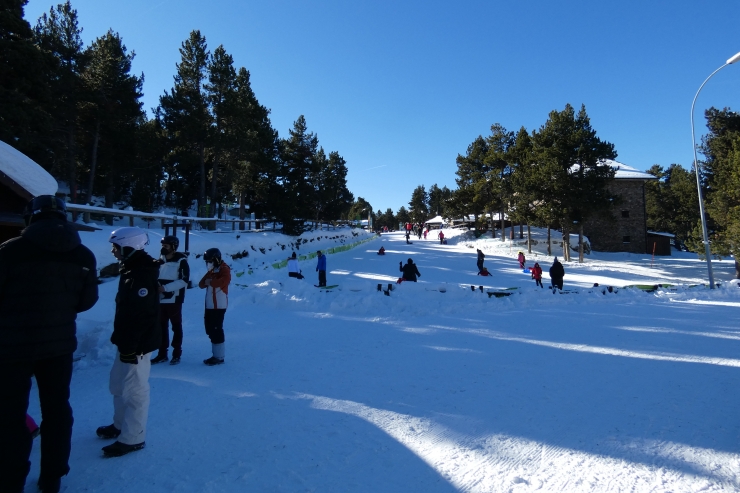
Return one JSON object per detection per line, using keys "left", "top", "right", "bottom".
{"left": 0, "top": 140, "right": 58, "bottom": 200}
{"left": 647, "top": 231, "right": 675, "bottom": 238}
{"left": 600, "top": 159, "right": 657, "bottom": 180}
{"left": 424, "top": 215, "right": 446, "bottom": 224}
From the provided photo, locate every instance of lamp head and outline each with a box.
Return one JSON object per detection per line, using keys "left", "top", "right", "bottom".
{"left": 727, "top": 51, "right": 740, "bottom": 65}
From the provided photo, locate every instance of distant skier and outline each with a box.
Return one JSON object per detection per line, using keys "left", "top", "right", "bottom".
{"left": 531, "top": 262, "right": 543, "bottom": 288}
{"left": 439, "top": 231, "right": 445, "bottom": 244}
{"left": 398, "top": 258, "right": 421, "bottom": 283}
{"left": 405, "top": 231, "right": 411, "bottom": 244}
{"left": 417, "top": 226, "right": 422, "bottom": 240}
{"left": 316, "top": 250, "right": 326, "bottom": 287}
{"left": 518, "top": 251, "right": 526, "bottom": 269}
{"left": 549, "top": 257, "right": 565, "bottom": 290}
{"left": 476, "top": 249, "right": 485, "bottom": 273}
{"left": 287, "top": 252, "right": 303, "bottom": 279}
{"left": 199, "top": 248, "right": 231, "bottom": 366}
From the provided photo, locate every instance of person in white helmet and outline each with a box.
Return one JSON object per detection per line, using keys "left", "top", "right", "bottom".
{"left": 96, "top": 227, "right": 160, "bottom": 457}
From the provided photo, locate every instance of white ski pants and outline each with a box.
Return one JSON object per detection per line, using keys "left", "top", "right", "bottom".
{"left": 109, "top": 351, "right": 152, "bottom": 445}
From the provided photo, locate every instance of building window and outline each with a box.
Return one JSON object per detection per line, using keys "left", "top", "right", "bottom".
{"left": 622, "top": 236, "right": 631, "bottom": 243}
{"left": 621, "top": 210, "right": 630, "bottom": 218}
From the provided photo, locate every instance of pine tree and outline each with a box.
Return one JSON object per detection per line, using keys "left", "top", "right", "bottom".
{"left": 396, "top": 206, "right": 410, "bottom": 226}
{"left": 205, "top": 44, "right": 236, "bottom": 211}
{"left": 227, "top": 67, "right": 278, "bottom": 224}
{"left": 159, "top": 30, "right": 210, "bottom": 215}
{"left": 79, "top": 30, "right": 143, "bottom": 209}
{"left": 34, "top": 0, "right": 86, "bottom": 201}
{"left": 700, "top": 107, "right": 740, "bottom": 275}
{"left": 453, "top": 136, "right": 489, "bottom": 224}
{"left": 408, "top": 185, "right": 429, "bottom": 224}
{"left": 278, "top": 115, "right": 318, "bottom": 234}
{"left": 530, "top": 104, "right": 616, "bottom": 262}
{"left": 484, "top": 124, "right": 515, "bottom": 238}
{"left": 0, "top": 0, "right": 51, "bottom": 162}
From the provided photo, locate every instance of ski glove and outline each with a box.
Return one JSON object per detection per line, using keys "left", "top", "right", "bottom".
{"left": 119, "top": 352, "right": 138, "bottom": 364}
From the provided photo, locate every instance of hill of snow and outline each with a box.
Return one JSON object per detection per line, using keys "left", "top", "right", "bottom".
{"left": 21, "top": 222, "right": 740, "bottom": 492}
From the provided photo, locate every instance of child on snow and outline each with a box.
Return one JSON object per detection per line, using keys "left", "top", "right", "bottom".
{"left": 199, "top": 248, "right": 231, "bottom": 366}
{"left": 518, "top": 251, "right": 526, "bottom": 269}
{"left": 477, "top": 267, "right": 491, "bottom": 276}
{"left": 378, "top": 246, "right": 385, "bottom": 255}
{"left": 531, "top": 262, "right": 543, "bottom": 288}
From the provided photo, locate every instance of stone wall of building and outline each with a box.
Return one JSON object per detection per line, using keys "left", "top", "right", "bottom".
{"left": 582, "top": 179, "right": 647, "bottom": 254}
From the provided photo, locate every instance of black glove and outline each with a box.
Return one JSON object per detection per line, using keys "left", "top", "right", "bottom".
{"left": 119, "top": 352, "right": 138, "bottom": 364}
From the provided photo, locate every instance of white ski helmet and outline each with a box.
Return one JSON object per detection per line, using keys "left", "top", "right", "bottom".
{"left": 109, "top": 227, "right": 149, "bottom": 250}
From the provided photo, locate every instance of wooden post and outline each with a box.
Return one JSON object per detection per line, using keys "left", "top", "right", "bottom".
{"left": 172, "top": 218, "right": 178, "bottom": 238}
{"left": 129, "top": 215, "right": 134, "bottom": 226}
{"left": 184, "top": 221, "right": 191, "bottom": 253}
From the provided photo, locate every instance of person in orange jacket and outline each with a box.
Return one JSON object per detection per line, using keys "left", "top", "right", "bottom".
{"left": 199, "top": 248, "right": 231, "bottom": 366}
{"left": 531, "top": 262, "right": 543, "bottom": 288}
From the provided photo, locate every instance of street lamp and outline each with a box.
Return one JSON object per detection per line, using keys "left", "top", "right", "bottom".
{"left": 690, "top": 50, "right": 740, "bottom": 289}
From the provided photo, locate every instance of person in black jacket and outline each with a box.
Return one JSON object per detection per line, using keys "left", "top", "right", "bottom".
{"left": 476, "top": 249, "right": 485, "bottom": 273}
{"left": 549, "top": 257, "right": 565, "bottom": 290}
{"left": 0, "top": 196, "right": 98, "bottom": 493}
{"left": 399, "top": 258, "right": 421, "bottom": 282}
{"left": 96, "top": 227, "right": 160, "bottom": 458}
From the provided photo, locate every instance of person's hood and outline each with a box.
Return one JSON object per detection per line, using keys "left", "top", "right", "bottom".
{"left": 21, "top": 218, "right": 81, "bottom": 253}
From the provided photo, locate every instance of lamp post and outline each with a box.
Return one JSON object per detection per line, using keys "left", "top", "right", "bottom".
{"left": 690, "top": 51, "right": 740, "bottom": 289}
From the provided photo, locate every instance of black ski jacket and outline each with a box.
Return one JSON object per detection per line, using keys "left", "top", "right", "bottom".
{"left": 0, "top": 218, "right": 98, "bottom": 361}
{"left": 549, "top": 261, "right": 565, "bottom": 281}
{"left": 112, "top": 250, "right": 160, "bottom": 355}
{"left": 400, "top": 262, "right": 421, "bottom": 282}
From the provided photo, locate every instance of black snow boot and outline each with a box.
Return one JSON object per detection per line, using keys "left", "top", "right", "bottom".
{"left": 96, "top": 424, "right": 121, "bottom": 439}
{"left": 169, "top": 356, "right": 180, "bottom": 365}
{"left": 102, "top": 441, "right": 145, "bottom": 457}
{"left": 151, "top": 353, "right": 168, "bottom": 364}
{"left": 203, "top": 356, "right": 224, "bottom": 366}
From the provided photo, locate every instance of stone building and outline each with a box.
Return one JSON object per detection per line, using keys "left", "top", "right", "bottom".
{"left": 582, "top": 160, "right": 656, "bottom": 254}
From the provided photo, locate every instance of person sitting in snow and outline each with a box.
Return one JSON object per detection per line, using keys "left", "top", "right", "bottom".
{"left": 378, "top": 246, "right": 385, "bottom": 255}
{"left": 477, "top": 266, "right": 491, "bottom": 276}
{"left": 398, "top": 258, "right": 421, "bottom": 283}
{"left": 518, "top": 251, "right": 526, "bottom": 269}
{"left": 531, "top": 262, "right": 543, "bottom": 288}
{"left": 199, "top": 248, "right": 231, "bottom": 366}
{"left": 287, "top": 252, "right": 303, "bottom": 279}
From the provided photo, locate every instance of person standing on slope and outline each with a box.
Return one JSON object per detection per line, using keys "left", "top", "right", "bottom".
{"left": 316, "top": 250, "right": 327, "bottom": 287}
{"left": 531, "top": 262, "right": 544, "bottom": 288}
{"left": 438, "top": 230, "right": 445, "bottom": 244}
{"left": 518, "top": 251, "right": 526, "bottom": 269}
{"left": 151, "top": 235, "right": 190, "bottom": 366}
{"left": 199, "top": 248, "right": 231, "bottom": 366}
{"left": 97, "top": 227, "right": 160, "bottom": 458}
{"left": 476, "top": 249, "right": 485, "bottom": 273}
{"left": 549, "top": 257, "right": 565, "bottom": 290}
{"left": 0, "top": 196, "right": 98, "bottom": 493}
{"left": 399, "top": 258, "right": 421, "bottom": 283}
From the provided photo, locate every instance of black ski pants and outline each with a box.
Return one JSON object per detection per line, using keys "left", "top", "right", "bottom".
{"left": 318, "top": 270, "right": 326, "bottom": 287}
{"left": 204, "top": 308, "right": 226, "bottom": 344}
{"left": 0, "top": 353, "right": 74, "bottom": 492}
{"left": 159, "top": 303, "right": 183, "bottom": 358}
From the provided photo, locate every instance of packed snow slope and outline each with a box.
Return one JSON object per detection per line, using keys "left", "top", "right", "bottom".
{"left": 24, "top": 225, "right": 740, "bottom": 492}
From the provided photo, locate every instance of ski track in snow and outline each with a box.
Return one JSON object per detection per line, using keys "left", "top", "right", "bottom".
{"left": 20, "top": 226, "right": 740, "bottom": 492}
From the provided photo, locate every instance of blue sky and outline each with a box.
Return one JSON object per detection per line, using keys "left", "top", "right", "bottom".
{"left": 24, "top": 0, "right": 740, "bottom": 213}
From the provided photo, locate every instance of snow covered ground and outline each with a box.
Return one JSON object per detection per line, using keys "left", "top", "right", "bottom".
{"left": 24, "top": 224, "right": 740, "bottom": 492}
